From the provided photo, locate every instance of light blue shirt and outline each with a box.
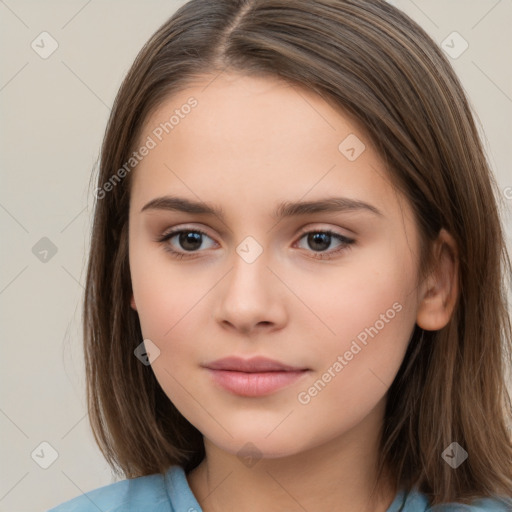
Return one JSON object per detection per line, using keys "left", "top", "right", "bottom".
{"left": 47, "top": 465, "right": 512, "bottom": 511}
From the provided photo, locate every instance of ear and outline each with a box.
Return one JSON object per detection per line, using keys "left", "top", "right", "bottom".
{"left": 130, "top": 293, "right": 137, "bottom": 311}
{"left": 416, "top": 228, "right": 459, "bottom": 331}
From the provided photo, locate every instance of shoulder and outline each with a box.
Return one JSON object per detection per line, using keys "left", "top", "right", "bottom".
{"left": 46, "top": 466, "right": 192, "bottom": 512}
{"left": 401, "top": 488, "right": 512, "bottom": 512}
{"left": 429, "top": 497, "right": 512, "bottom": 511}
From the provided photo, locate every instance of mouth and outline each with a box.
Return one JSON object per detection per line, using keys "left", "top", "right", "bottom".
{"left": 203, "top": 356, "right": 310, "bottom": 397}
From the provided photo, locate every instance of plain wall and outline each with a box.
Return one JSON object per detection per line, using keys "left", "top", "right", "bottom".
{"left": 1, "top": 1, "right": 511, "bottom": 511}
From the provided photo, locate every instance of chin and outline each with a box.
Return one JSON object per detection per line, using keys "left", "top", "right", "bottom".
{"left": 210, "top": 431, "right": 308, "bottom": 462}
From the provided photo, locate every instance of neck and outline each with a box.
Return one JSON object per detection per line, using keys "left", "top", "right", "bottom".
{"left": 187, "top": 399, "right": 396, "bottom": 512}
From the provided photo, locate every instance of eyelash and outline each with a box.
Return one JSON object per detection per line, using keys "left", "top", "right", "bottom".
{"left": 156, "top": 227, "right": 355, "bottom": 261}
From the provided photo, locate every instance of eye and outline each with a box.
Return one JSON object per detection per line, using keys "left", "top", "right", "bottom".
{"left": 156, "top": 227, "right": 355, "bottom": 260}
{"left": 157, "top": 227, "right": 216, "bottom": 259}
{"left": 294, "top": 229, "right": 355, "bottom": 260}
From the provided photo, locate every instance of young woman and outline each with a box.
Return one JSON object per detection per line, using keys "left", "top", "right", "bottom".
{"left": 49, "top": 0, "right": 512, "bottom": 510}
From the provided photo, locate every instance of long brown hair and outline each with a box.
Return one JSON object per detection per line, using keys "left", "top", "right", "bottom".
{"left": 83, "top": 0, "right": 512, "bottom": 504}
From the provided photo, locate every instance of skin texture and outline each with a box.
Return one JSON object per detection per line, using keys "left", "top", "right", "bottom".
{"left": 128, "top": 72, "right": 458, "bottom": 512}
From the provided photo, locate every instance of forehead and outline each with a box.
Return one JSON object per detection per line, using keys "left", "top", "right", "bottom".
{"left": 130, "top": 72, "right": 409, "bottom": 223}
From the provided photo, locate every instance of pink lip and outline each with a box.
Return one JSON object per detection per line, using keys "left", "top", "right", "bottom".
{"left": 203, "top": 356, "right": 310, "bottom": 397}
{"left": 204, "top": 356, "right": 306, "bottom": 373}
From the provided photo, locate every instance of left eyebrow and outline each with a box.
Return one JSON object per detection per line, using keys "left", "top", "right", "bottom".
{"left": 274, "top": 196, "right": 384, "bottom": 219}
{"left": 140, "top": 195, "right": 384, "bottom": 221}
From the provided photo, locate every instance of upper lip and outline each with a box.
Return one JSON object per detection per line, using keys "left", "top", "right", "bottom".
{"left": 203, "top": 356, "right": 307, "bottom": 373}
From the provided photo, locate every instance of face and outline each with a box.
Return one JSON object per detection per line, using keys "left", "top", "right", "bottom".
{"left": 128, "top": 72, "right": 423, "bottom": 459}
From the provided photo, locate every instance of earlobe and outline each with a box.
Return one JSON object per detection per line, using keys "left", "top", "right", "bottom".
{"left": 130, "top": 294, "right": 137, "bottom": 311}
{"left": 416, "top": 229, "right": 459, "bottom": 331}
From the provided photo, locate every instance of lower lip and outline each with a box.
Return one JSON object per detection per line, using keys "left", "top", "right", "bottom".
{"left": 206, "top": 369, "right": 309, "bottom": 397}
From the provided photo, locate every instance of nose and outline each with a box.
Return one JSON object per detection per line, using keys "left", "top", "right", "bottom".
{"left": 212, "top": 249, "right": 288, "bottom": 336}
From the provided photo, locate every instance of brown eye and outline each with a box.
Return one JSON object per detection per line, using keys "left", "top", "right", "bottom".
{"left": 295, "top": 230, "right": 355, "bottom": 260}
{"left": 157, "top": 228, "right": 216, "bottom": 258}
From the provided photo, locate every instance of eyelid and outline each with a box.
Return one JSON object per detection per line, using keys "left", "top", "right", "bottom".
{"left": 295, "top": 223, "right": 354, "bottom": 239}
{"left": 160, "top": 223, "right": 216, "bottom": 240}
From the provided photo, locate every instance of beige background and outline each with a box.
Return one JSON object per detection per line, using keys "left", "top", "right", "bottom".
{"left": 0, "top": 1, "right": 511, "bottom": 511}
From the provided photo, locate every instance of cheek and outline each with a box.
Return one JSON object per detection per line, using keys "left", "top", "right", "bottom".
{"left": 129, "top": 254, "right": 220, "bottom": 422}
{"left": 294, "top": 298, "right": 415, "bottom": 442}
{"left": 298, "top": 241, "right": 417, "bottom": 354}
{"left": 130, "top": 258, "right": 209, "bottom": 416}
{"left": 298, "top": 247, "right": 418, "bottom": 403}
{"left": 129, "top": 240, "right": 211, "bottom": 340}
